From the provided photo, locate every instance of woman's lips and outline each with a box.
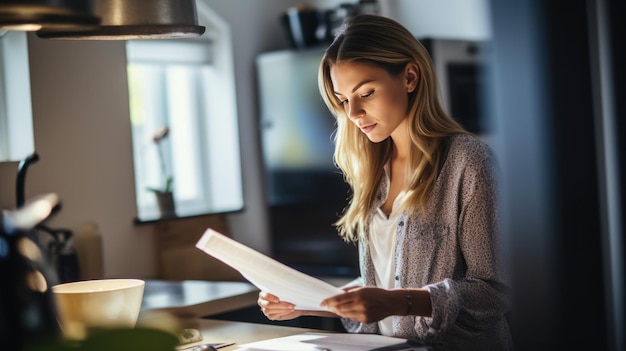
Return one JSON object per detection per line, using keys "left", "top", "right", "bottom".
{"left": 360, "top": 123, "right": 376, "bottom": 133}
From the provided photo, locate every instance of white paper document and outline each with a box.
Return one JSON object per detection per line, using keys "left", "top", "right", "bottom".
{"left": 195, "top": 228, "right": 344, "bottom": 310}
{"left": 235, "top": 332, "right": 429, "bottom": 351}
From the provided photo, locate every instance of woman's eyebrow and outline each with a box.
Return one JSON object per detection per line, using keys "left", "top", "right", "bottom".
{"left": 334, "top": 79, "right": 375, "bottom": 95}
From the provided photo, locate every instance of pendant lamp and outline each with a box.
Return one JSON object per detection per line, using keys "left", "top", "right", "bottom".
{"left": 37, "top": 0, "right": 205, "bottom": 40}
{"left": 0, "top": 1, "right": 100, "bottom": 31}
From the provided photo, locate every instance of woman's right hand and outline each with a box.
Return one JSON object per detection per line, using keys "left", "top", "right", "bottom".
{"left": 257, "top": 291, "right": 303, "bottom": 321}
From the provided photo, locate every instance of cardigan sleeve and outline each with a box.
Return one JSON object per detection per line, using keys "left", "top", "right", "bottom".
{"left": 418, "top": 138, "right": 511, "bottom": 342}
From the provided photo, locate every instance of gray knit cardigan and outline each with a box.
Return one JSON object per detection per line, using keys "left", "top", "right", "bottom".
{"left": 341, "top": 134, "right": 513, "bottom": 351}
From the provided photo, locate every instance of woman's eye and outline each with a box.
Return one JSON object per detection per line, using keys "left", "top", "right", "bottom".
{"left": 338, "top": 99, "right": 348, "bottom": 105}
{"left": 361, "top": 90, "right": 374, "bottom": 98}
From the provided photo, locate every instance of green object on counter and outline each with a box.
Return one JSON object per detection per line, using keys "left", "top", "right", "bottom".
{"left": 32, "top": 327, "right": 180, "bottom": 351}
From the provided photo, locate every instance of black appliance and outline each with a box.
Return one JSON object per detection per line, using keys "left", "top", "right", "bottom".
{"left": 0, "top": 193, "right": 63, "bottom": 350}
{"left": 15, "top": 152, "right": 80, "bottom": 284}
{"left": 421, "top": 38, "right": 487, "bottom": 135}
{"left": 256, "top": 48, "right": 357, "bottom": 278}
{"left": 280, "top": 0, "right": 380, "bottom": 50}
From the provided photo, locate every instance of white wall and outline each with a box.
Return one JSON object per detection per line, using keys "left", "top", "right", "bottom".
{"left": 19, "top": 38, "right": 156, "bottom": 278}
{"left": 385, "top": 0, "right": 491, "bottom": 40}
{"left": 0, "top": 0, "right": 490, "bottom": 279}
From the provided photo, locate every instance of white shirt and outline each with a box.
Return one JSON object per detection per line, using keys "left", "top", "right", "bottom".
{"left": 370, "top": 191, "right": 406, "bottom": 336}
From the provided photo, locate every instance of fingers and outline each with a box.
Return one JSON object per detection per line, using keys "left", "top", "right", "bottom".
{"left": 258, "top": 291, "right": 280, "bottom": 304}
{"left": 340, "top": 285, "right": 361, "bottom": 292}
{"left": 323, "top": 297, "right": 370, "bottom": 323}
{"left": 321, "top": 291, "right": 356, "bottom": 317}
{"left": 258, "top": 291, "right": 292, "bottom": 308}
{"left": 263, "top": 307, "right": 299, "bottom": 321}
{"left": 321, "top": 289, "right": 357, "bottom": 308}
{"left": 320, "top": 288, "right": 381, "bottom": 323}
{"left": 257, "top": 291, "right": 296, "bottom": 321}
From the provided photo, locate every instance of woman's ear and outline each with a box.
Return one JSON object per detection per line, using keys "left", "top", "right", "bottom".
{"left": 405, "top": 63, "right": 419, "bottom": 93}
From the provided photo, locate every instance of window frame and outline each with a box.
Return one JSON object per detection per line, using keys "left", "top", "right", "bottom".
{"left": 0, "top": 30, "right": 35, "bottom": 162}
{"left": 126, "top": 4, "right": 243, "bottom": 223}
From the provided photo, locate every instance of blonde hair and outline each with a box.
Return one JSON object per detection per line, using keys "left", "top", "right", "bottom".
{"left": 319, "top": 14, "right": 468, "bottom": 243}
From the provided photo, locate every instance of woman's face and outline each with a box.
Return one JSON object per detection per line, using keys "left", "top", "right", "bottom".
{"left": 330, "top": 60, "right": 414, "bottom": 143}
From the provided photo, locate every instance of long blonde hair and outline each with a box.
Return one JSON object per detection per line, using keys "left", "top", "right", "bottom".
{"left": 319, "top": 14, "right": 468, "bottom": 243}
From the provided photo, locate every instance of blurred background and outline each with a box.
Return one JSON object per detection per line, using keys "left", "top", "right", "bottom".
{"left": 0, "top": 0, "right": 623, "bottom": 350}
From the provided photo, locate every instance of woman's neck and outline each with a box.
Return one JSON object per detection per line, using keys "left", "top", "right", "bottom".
{"left": 390, "top": 120, "right": 411, "bottom": 162}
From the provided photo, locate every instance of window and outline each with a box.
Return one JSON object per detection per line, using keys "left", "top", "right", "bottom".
{"left": 0, "top": 30, "right": 35, "bottom": 162}
{"left": 126, "top": 10, "right": 243, "bottom": 222}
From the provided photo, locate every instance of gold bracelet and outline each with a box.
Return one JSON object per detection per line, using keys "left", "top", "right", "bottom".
{"left": 405, "top": 288, "right": 413, "bottom": 315}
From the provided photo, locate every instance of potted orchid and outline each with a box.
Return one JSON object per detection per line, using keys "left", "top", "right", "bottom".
{"left": 148, "top": 126, "right": 175, "bottom": 216}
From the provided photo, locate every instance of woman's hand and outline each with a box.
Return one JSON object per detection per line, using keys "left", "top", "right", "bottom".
{"left": 320, "top": 286, "right": 400, "bottom": 324}
{"left": 257, "top": 291, "right": 341, "bottom": 321}
{"left": 257, "top": 291, "right": 303, "bottom": 321}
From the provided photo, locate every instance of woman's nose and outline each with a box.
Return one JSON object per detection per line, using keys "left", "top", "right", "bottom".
{"left": 347, "top": 101, "right": 364, "bottom": 120}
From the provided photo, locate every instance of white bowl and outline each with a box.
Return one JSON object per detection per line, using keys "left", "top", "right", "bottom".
{"left": 52, "top": 279, "right": 145, "bottom": 339}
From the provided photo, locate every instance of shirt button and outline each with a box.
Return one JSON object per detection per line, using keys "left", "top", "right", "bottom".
{"left": 399, "top": 221, "right": 404, "bottom": 226}
{"left": 395, "top": 276, "right": 399, "bottom": 281}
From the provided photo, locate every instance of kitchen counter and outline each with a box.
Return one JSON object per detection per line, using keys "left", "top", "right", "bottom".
{"left": 140, "top": 279, "right": 259, "bottom": 318}
{"left": 173, "top": 318, "right": 429, "bottom": 351}
{"left": 175, "top": 318, "right": 329, "bottom": 350}
{"left": 138, "top": 279, "right": 424, "bottom": 351}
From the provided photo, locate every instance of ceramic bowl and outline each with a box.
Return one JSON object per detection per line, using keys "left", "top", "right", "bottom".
{"left": 52, "top": 278, "right": 145, "bottom": 340}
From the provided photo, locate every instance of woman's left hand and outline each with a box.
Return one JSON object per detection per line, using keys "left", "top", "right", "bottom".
{"left": 320, "top": 286, "right": 399, "bottom": 324}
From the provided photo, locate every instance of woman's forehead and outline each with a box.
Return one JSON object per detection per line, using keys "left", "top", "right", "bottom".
{"left": 330, "top": 61, "right": 393, "bottom": 93}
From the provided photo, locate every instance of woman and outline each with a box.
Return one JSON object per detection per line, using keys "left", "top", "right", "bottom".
{"left": 258, "top": 14, "right": 512, "bottom": 350}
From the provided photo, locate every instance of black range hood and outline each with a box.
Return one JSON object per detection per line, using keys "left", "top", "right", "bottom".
{"left": 0, "top": 1, "right": 100, "bottom": 32}
{"left": 0, "top": 0, "right": 205, "bottom": 40}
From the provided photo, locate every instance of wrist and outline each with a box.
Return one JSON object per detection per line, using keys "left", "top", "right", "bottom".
{"left": 392, "top": 289, "right": 412, "bottom": 316}
{"left": 397, "top": 288, "right": 432, "bottom": 317}
{"left": 404, "top": 288, "right": 413, "bottom": 315}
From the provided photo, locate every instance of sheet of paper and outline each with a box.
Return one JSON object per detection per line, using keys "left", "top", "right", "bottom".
{"left": 195, "top": 228, "right": 344, "bottom": 311}
{"left": 235, "top": 332, "right": 426, "bottom": 351}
